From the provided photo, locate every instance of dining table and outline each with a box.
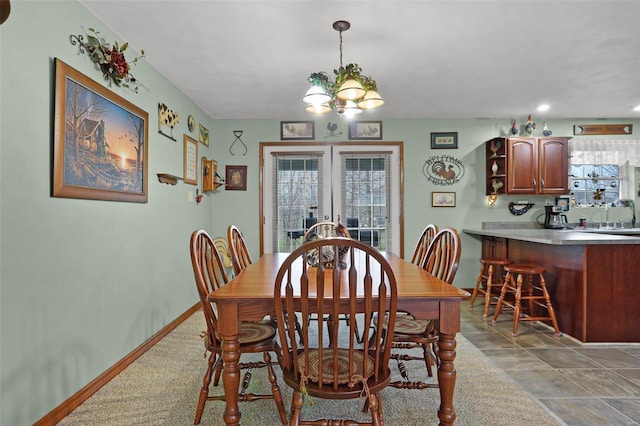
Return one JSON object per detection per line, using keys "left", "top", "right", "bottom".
{"left": 207, "top": 251, "right": 470, "bottom": 425}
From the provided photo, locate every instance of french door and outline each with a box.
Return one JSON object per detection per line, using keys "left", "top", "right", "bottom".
{"left": 260, "top": 142, "right": 403, "bottom": 256}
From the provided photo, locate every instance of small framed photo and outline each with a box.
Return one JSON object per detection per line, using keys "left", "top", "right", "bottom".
{"left": 199, "top": 123, "right": 210, "bottom": 147}
{"left": 432, "top": 191, "right": 456, "bottom": 207}
{"left": 280, "top": 121, "right": 315, "bottom": 140}
{"left": 348, "top": 120, "right": 383, "bottom": 140}
{"left": 183, "top": 134, "right": 198, "bottom": 185}
{"left": 430, "top": 132, "right": 458, "bottom": 149}
{"left": 226, "top": 165, "right": 247, "bottom": 191}
{"left": 555, "top": 196, "right": 570, "bottom": 211}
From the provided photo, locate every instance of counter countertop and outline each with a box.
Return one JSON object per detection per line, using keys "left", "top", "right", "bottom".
{"left": 463, "top": 228, "right": 640, "bottom": 245}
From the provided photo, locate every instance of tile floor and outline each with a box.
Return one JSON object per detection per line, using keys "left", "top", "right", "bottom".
{"left": 461, "top": 300, "right": 640, "bottom": 425}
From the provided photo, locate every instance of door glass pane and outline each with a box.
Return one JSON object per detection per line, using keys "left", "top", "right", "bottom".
{"left": 342, "top": 154, "right": 389, "bottom": 250}
{"left": 272, "top": 155, "right": 321, "bottom": 252}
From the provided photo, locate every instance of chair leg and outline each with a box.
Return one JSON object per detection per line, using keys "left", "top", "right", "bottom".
{"left": 512, "top": 274, "right": 523, "bottom": 336}
{"left": 290, "top": 390, "right": 304, "bottom": 425}
{"left": 422, "top": 343, "right": 434, "bottom": 377}
{"left": 369, "top": 392, "right": 383, "bottom": 426}
{"left": 492, "top": 272, "right": 511, "bottom": 323}
{"left": 263, "top": 350, "right": 287, "bottom": 425}
{"left": 469, "top": 262, "right": 485, "bottom": 308}
{"left": 482, "top": 265, "right": 495, "bottom": 317}
{"left": 194, "top": 351, "right": 217, "bottom": 425}
{"left": 213, "top": 358, "right": 223, "bottom": 386}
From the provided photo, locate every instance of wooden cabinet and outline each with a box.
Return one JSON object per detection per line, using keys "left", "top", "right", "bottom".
{"left": 486, "top": 137, "right": 570, "bottom": 195}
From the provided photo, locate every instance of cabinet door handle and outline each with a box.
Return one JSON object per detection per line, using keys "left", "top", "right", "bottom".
{"left": 541, "top": 179, "right": 545, "bottom": 188}
{"left": 533, "top": 179, "right": 537, "bottom": 189}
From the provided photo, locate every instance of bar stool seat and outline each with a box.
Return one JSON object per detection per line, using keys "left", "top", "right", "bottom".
{"left": 492, "top": 263, "right": 561, "bottom": 336}
{"left": 469, "top": 258, "right": 512, "bottom": 317}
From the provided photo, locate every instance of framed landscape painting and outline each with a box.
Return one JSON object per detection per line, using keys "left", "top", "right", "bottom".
{"left": 53, "top": 58, "right": 149, "bottom": 203}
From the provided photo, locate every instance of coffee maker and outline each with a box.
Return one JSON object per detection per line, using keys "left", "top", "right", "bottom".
{"left": 544, "top": 205, "right": 568, "bottom": 229}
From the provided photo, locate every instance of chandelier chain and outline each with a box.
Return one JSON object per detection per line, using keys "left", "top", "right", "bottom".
{"left": 338, "top": 30, "right": 344, "bottom": 68}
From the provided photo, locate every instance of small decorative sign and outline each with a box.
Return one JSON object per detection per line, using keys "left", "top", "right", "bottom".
{"left": 573, "top": 124, "right": 633, "bottom": 135}
{"left": 423, "top": 155, "right": 465, "bottom": 185}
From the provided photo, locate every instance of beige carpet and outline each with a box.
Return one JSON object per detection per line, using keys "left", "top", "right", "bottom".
{"left": 59, "top": 310, "right": 562, "bottom": 425}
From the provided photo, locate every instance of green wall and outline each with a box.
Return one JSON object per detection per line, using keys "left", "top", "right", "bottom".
{"left": 1, "top": 1, "right": 638, "bottom": 424}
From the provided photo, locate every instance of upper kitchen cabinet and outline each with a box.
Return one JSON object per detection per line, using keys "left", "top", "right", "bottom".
{"left": 486, "top": 137, "right": 570, "bottom": 195}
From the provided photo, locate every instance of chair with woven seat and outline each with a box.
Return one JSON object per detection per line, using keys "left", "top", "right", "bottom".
{"left": 410, "top": 224, "right": 439, "bottom": 266}
{"left": 227, "top": 224, "right": 252, "bottom": 276}
{"left": 374, "top": 227, "right": 461, "bottom": 389}
{"left": 273, "top": 237, "right": 398, "bottom": 425}
{"left": 190, "top": 230, "right": 287, "bottom": 425}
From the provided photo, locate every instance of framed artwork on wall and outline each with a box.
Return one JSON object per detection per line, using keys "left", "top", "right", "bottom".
{"left": 280, "top": 121, "right": 315, "bottom": 140}
{"left": 53, "top": 58, "right": 149, "bottom": 203}
{"left": 430, "top": 132, "right": 458, "bottom": 149}
{"left": 199, "top": 123, "right": 210, "bottom": 146}
{"left": 226, "top": 165, "right": 247, "bottom": 191}
{"left": 432, "top": 191, "right": 456, "bottom": 207}
{"left": 183, "top": 134, "right": 198, "bottom": 185}
{"left": 348, "top": 120, "right": 383, "bottom": 140}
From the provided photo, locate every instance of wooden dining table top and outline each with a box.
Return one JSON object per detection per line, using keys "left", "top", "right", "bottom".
{"left": 209, "top": 251, "right": 469, "bottom": 303}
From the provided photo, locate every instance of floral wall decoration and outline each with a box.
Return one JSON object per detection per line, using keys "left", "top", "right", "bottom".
{"left": 70, "top": 27, "right": 146, "bottom": 93}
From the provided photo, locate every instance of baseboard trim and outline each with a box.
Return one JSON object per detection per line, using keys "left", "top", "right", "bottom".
{"left": 34, "top": 302, "right": 201, "bottom": 426}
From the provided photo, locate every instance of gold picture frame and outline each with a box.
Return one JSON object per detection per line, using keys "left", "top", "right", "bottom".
{"left": 53, "top": 58, "right": 149, "bottom": 203}
{"left": 199, "top": 123, "right": 210, "bottom": 146}
{"left": 183, "top": 134, "right": 198, "bottom": 185}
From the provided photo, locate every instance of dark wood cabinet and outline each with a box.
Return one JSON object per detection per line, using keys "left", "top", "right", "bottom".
{"left": 486, "top": 137, "right": 570, "bottom": 195}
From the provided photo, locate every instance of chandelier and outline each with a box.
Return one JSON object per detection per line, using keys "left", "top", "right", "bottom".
{"left": 303, "top": 20, "right": 384, "bottom": 119}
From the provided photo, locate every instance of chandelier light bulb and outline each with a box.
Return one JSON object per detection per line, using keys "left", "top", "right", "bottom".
{"left": 303, "top": 85, "right": 332, "bottom": 106}
{"left": 336, "top": 79, "right": 366, "bottom": 101}
{"left": 357, "top": 90, "right": 384, "bottom": 109}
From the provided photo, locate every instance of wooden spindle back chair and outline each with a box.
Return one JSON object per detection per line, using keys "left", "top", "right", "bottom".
{"left": 274, "top": 237, "right": 398, "bottom": 425}
{"left": 190, "top": 230, "right": 286, "bottom": 425}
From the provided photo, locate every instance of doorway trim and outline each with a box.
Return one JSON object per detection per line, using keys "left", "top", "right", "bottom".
{"left": 259, "top": 141, "right": 404, "bottom": 257}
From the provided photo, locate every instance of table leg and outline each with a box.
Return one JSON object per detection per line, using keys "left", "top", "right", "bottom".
{"left": 218, "top": 304, "right": 241, "bottom": 425}
{"left": 437, "top": 331, "right": 457, "bottom": 426}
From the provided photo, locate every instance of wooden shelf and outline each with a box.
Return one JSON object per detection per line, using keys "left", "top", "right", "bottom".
{"left": 157, "top": 173, "right": 182, "bottom": 185}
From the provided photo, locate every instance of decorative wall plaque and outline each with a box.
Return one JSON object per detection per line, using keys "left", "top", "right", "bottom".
{"left": 573, "top": 124, "right": 633, "bottom": 135}
{"left": 423, "top": 155, "right": 465, "bottom": 185}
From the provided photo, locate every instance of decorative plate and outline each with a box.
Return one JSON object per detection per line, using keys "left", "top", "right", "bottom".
{"left": 187, "top": 115, "right": 195, "bottom": 132}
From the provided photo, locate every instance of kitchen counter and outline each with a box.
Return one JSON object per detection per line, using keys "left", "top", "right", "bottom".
{"left": 464, "top": 227, "right": 640, "bottom": 343}
{"left": 463, "top": 228, "right": 640, "bottom": 245}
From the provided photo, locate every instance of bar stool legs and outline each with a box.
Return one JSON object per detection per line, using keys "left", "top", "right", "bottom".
{"left": 492, "top": 264, "right": 561, "bottom": 336}
{"left": 470, "top": 258, "right": 511, "bottom": 317}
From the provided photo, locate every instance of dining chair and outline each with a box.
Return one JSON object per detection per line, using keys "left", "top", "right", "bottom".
{"left": 302, "top": 219, "right": 361, "bottom": 343}
{"left": 410, "top": 223, "right": 439, "bottom": 266}
{"left": 273, "top": 237, "right": 398, "bottom": 425}
{"left": 227, "top": 224, "right": 252, "bottom": 276}
{"left": 303, "top": 219, "right": 352, "bottom": 240}
{"left": 374, "top": 227, "right": 461, "bottom": 389}
{"left": 190, "top": 230, "right": 287, "bottom": 425}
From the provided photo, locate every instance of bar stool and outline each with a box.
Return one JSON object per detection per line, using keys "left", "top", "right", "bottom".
{"left": 492, "top": 263, "right": 561, "bottom": 336}
{"left": 469, "top": 258, "right": 512, "bottom": 317}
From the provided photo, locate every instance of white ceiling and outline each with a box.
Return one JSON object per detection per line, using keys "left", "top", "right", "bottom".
{"left": 79, "top": 0, "right": 640, "bottom": 121}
